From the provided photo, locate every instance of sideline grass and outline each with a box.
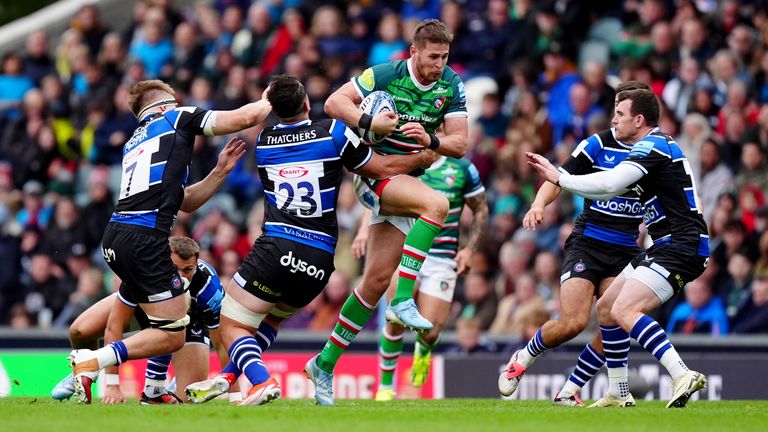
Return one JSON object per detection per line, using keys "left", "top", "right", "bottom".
{"left": 2, "top": 398, "right": 766, "bottom": 432}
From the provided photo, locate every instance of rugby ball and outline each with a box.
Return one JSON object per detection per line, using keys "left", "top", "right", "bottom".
{"left": 358, "top": 91, "right": 396, "bottom": 144}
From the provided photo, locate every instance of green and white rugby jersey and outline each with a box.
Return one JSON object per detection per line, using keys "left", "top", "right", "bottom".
{"left": 420, "top": 157, "right": 484, "bottom": 259}
{"left": 352, "top": 59, "right": 468, "bottom": 155}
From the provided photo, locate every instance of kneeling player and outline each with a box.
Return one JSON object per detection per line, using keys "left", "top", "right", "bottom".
{"left": 51, "top": 236, "right": 225, "bottom": 404}
{"left": 183, "top": 75, "right": 436, "bottom": 406}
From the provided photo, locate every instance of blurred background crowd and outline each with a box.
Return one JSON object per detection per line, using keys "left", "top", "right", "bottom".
{"left": 1, "top": 0, "right": 768, "bottom": 353}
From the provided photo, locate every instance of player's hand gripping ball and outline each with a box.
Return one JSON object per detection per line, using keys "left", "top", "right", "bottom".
{"left": 358, "top": 91, "right": 397, "bottom": 144}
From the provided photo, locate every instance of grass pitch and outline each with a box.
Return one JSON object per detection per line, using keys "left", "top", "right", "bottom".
{"left": 1, "top": 398, "right": 765, "bottom": 432}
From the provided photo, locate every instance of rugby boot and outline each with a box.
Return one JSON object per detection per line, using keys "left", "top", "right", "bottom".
{"left": 185, "top": 373, "right": 235, "bottom": 404}
{"left": 305, "top": 354, "right": 334, "bottom": 406}
{"left": 240, "top": 376, "right": 281, "bottom": 406}
{"left": 498, "top": 350, "right": 527, "bottom": 396}
{"left": 667, "top": 371, "right": 706, "bottom": 408}
{"left": 69, "top": 349, "right": 100, "bottom": 404}
{"left": 385, "top": 299, "right": 433, "bottom": 332}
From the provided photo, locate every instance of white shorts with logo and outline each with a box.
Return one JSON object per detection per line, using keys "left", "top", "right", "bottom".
{"left": 353, "top": 174, "right": 415, "bottom": 235}
{"left": 417, "top": 255, "right": 457, "bottom": 303}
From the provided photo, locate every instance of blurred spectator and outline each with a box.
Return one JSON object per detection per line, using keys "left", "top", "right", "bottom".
{"left": 662, "top": 57, "right": 712, "bottom": 122}
{"left": 0, "top": 52, "right": 35, "bottom": 122}
{"left": 52, "top": 266, "right": 106, "bottom": 327}
{"left": 231, "top": 4, "right": 274, "bottom": 70}
{"left": 444, "top": 316, "right": 497, "bottom": 354}
{"left": 447, "top": 272, "right": 498, "bottom": 330}
{"left": 129, "top": 19, "right": 173, "bottom": 78}
{"left": 582, "top": 61, "right": 615, "bottom": 117}
{"left": 41, "top": 197, "right": 87, "bottom": 267}
{"left": 0, "top": 204, "right": 21, "bottom": 322}
{"left": 490, "top": 272, "right": 548, "bottom": 334}
{"left": 697, "top": 137, "right": 733, "bottom": 223}
{"left": 170, "top": 22, "right": 205, "bottom": 89}
{"left": 477, "top": 93, "right": 508, "bottom": 140}
{"left": 368, "top": 13, "right": 407, "bottom": 66}
{"left": 730, "top": 272, "right": 768, "bottom": 333}
{"left": 667, "top": 278, "right": 729, "bottom": 336}
{"left": 70, "top": 5, "right": 108, "bottom": 56}
{"left": 733, "top": 142, "right": 768, "bottom": 199}
{"left": 677, "top": 112, "right": 712, "bottom": 176}
{"left": 21, "top": 252, "right": 72, "bottom": 324}
{"left": 22, "top": 31, "right": 55, "bottom": 86}
{"left": 80, "top": 167, "right": 113, "bottom": 250}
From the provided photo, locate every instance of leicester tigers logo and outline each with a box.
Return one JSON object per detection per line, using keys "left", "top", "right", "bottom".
{"left": 434, "top": 96, "right": 446, "bottom": 109}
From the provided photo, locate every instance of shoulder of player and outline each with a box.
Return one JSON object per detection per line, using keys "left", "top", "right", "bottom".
{"left": 196, "top": 259, "right": 218, "bottom": 277}
{"left": 628, "top": 134, "right": 675, "bottom": 159}
{"left": 440, "top": 65, "right": 463, "bottom": 84}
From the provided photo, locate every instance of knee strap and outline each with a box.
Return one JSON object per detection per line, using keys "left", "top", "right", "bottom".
{"left": 221, "top": 294, "right": 266, "bottom": 328}
{"left": 145, "top": 313, "right": 190, "bottom": 332}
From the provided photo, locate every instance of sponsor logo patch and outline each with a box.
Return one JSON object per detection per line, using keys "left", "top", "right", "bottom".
{"left": 573, "top": 262, "right": 586, "bottom": 273}
{"left": 280, "top": 251, "right": 326, "bottom": 280}
{"left": 279, "top": 166, "right": 309, "bottom": 178}
{"left": 359, "top": 68, "right": 375, "bottom": 92}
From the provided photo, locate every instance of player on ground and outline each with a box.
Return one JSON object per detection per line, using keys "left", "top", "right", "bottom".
{"left": 527, "top": 89, "right": 709, "bottom": 408}
{"left": 68, "top": 79, "right": 271, "bottom": 404}
{"left": 306, "top": 19, "right": 469, "bottom": 406}
{"left": 183, "top": 75, "right": 436, "bottom": 406}
{"left": 498, "top": 81, "right": 651, "bottom": 407}
{"left": 51, "top": 236, "right": 225, "bottom": 404}
{"left": 370, "top": 156, "right": 487, "bottom": 401}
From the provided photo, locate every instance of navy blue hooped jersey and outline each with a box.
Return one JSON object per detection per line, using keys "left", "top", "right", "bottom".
{"left": 257, "top": 119, "right": 372, "bottom": 253}
{"left": 621, "top": 129, "right": 710, "bottom": 256}
{"left": 110, "top": 107, "right": 215, "bottom": 233}
{"left": 188, "top": 259, "right": 223, "bottom": 330}
{"left": 560, "top": 129, "right": 644, "bottom": 247}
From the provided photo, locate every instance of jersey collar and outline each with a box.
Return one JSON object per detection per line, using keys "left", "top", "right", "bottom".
{"left": 275, "top": 119, "right": 312, "bottom": 129}
{"left": 407, "top": 58, "right": 437, "bottom": 92}
{"left": 610, "top": 127, "right": 633, "bottom": 149}
{"left": 430, "top": 155, "right": 447, "bottom": 170}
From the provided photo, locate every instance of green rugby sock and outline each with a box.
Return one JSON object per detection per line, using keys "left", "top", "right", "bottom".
{"left": 317, "top": 289, "right": 375, "bottom": 374}
{"left": 378, "top": 329, "right": 404, "bottom": 387}
{"left": 392, "top": 217, "right": 442, "bottom": 305}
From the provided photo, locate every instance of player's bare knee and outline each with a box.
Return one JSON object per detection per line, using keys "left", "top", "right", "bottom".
{"left": 68, "top": 326, "right": 83, "bottom": 343}
{"left": 595, "top": 296, "right": 613, "bottom": 323}
{"left": 166, "top": 330, "right": 186, "bottom": 352}
{"left": 423, "top": 194, "right": 449, "bottom": 222}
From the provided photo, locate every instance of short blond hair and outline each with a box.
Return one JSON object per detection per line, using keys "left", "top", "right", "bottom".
{"left": 128, "top": 79, "right": 176, "bottom": 117}
{"left": 412, "top": 19, "right": 453, "bottom": 47}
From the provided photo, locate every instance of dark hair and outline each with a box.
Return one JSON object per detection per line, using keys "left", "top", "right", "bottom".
{"left": 616, "top": 89, "right": 660, "bottom": 126}
{"left": 616, "top": 80, "right": 652, "bottom": 93}
{"left": 412, "top": 19, "right": 453, "bottom": 47}
{"left": 266, "top": 74, "right": 307, "bottom": 119}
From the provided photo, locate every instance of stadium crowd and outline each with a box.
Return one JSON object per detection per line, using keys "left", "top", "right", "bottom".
{"left": 1, "top": 0, "right": 768, "bottom": 350}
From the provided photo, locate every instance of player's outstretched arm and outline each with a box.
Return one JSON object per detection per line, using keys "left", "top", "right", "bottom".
{"left": 325, "top": 82, "right": 397, "bottom": 136}
{"left": 181, "top": 138, "right": 247, "bottom": 213}
{"left": 210, "top": 99, "right": 272, "bottom": 135}
{"left": 527, "top": 152, "right": 642, "bottom": 199}
{"left": 354, "top": 149, "right": 439, "bottom": 180}
{"left": 456, "top": 191, "right": 489, "bottom": 275}
{"left": 523, "top": 182, "right": 562, "bottom": 231}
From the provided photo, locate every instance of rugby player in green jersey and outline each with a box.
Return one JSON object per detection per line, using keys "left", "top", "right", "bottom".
{"left": 305, "top": 19, "right": 469, "bottom": 405}
{"left": 362, "top": 157, "right": 488, "bottom": 400}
